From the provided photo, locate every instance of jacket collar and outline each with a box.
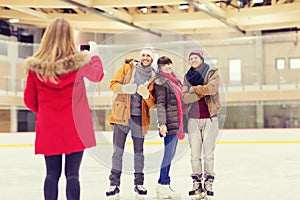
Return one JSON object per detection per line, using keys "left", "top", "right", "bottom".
{"left": 25, "top": 51, "right": 88, "bottom": 76}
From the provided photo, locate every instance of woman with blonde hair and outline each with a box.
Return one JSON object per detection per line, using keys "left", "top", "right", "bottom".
{"left": 23, "top": 17, "right": 104, "bottom": 200}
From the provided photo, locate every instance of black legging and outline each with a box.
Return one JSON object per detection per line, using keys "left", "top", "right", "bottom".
{"left": 44, "top": 151, "right": 84, "bottom": 200}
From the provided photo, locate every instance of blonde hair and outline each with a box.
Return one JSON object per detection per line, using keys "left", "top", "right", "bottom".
{"left": 33, "top": 17, "right": 77, "bottom": 83}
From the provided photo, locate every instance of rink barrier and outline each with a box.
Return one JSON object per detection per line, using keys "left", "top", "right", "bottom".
{"left": 1, "top": 140, "right": 300, "bottom": 148}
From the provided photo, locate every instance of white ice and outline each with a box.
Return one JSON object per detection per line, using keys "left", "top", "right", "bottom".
{"left": 0, "top": 129, "right": 300, "bottom": 200}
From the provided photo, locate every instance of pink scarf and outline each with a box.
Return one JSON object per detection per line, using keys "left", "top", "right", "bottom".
{"left": 160, "top": 71, "right": 185, "bottom": 140}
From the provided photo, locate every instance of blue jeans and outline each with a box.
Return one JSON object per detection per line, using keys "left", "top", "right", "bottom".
{"left": 158, "top": 134, "right": 178, "bottom": 185}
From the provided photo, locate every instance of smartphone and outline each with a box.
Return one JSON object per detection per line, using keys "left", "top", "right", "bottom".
{"left": 80, "top": 44, "right": 90, "bottom": 51}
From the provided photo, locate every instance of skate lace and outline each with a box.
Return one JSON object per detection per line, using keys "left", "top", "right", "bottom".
{"left": 169, "top": 186, "right": 175, "bottom": 192}
{"left": 163, "top": 185, "right": 175, "bottom": 192}
{"left": 192, "top": 181, "right": 200, "bottom": 190}
{"left": 136, "top": 185, "right": 146, "bottom": 192}
{"left": 205, "top": 180, "right": 213, "bottom": 190}
{"left": 108, "top": 185, "right": 118, "bottom": 192}
{"left": 160, "top": 185, "right": 179, "bottom": 197}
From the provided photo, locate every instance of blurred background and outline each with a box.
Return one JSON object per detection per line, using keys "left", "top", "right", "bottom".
{"left": 1, "top": 0, "right": 300, "bottom": 132}
{"left": 1, "top": 31, "right": 300, "bottom": 132}
{"left": 1, "top": 2, "right": 300, "bottom": 199}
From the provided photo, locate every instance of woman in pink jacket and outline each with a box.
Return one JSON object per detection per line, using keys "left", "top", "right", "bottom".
{"left": 23, "top": 17, "right": 104, "bottom": 200}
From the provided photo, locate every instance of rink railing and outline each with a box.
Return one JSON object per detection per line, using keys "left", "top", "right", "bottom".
{"left": 1, "top": 129, "right": 300, "bottom": 148}
{"left": 1, "top": 76, "right": 300, "bottom": 97}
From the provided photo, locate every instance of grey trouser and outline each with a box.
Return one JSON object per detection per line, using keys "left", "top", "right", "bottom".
{"left": 109, "top": 115, "right": 145, "bottom": 186}
{"left": 188, "top": 117, "right": 219, "bottom": 177}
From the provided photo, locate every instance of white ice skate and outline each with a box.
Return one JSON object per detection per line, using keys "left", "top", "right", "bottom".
{"left": 189, "top": 191, "right": 208, "bottom": 200}
{"left": 156, "top": 184, "right": 181, "bottom": 200}
{"left": 134, "top": 185, "right": 147, "bottom": 199}
{"left": 189, "top": 174, "right": 208, "bottom": 200}
{"left": 106, "top": 185, "right": 120, "bottom": 200}
{"left": 203, "top": 175, "right": 214, "bottom": 200}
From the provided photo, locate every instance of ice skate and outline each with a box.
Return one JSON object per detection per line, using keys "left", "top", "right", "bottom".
{"left": 156, "top": 184, "right": 161, "bottom": 198}
{"left": 156, "top": 184, "right": 181, "bottom": 200}
{"left": 106, "top": 185, "right": 120, "bottom": 200}
{"left": 204, "top": 175, "right": 214, "bottom": 197}
{"left": 189, "top": 174, "right": 207, "bottom": 200}
{"left": 134, "top": 185, "right": 147, "bottom": 199}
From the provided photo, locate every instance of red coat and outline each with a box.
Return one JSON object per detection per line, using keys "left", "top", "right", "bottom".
{"left": 24, "top": 52, "right": 104, "bottom": 155}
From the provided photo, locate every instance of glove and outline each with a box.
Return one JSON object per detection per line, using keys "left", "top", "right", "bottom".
{"left": 88, "top": 41, "right": 97, "bottom": 52}
{"left": 177, "top": 131, "right": 185, "bottom": 140}
{"left": 122, "top": 83, "right": 137, "bottom": 94}
{"left": 137, "top": 81, "right": 150, "bottom": 99}
{"left": 85, "top": 55, "right": 104, "bottom": 82}
{"left": 89, "top": 55, "right": 101, "bottom": 63}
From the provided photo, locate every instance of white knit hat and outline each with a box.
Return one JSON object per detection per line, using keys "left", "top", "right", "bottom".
{"left": 140, "top": 43, "right": 155, "bottom": 60}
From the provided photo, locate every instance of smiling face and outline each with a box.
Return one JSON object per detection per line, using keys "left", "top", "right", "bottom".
{"left": 157, "top": 56, "right": 174, "bottom": 74}
{"left": 140, "top": 53, "right": 153, "bottom": 67}
{"left": 160, "top": 63, "right": 174, "bottom": 74}
{"left": 189, "top": 54, "right": 203, "bottom": 69}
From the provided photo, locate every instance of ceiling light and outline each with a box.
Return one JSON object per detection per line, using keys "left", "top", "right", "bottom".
{"left": 252, "top": 0, "right": 264, "bottom": 3}
{"left": 178, "top": 4, "right": 189, "bottom": 10}
{"left": 198, "top": 4, "right": 207, "bottom": 10}
{"left": 9, "top": 18, "right": 19, "bottom": 23}
{"left": 140, "top": 7, "right": 147, "bottom": 14}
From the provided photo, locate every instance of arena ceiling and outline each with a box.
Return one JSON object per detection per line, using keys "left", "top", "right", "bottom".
{"left": 0, "top": 0, "right": 299, "bottom": 36}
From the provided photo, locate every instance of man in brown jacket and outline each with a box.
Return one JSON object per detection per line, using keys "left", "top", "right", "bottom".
{"left": 182, "top": 50, "right": 221, "bottom": 199}
{"left": 106, "top": 45, "right": 156, "bottom": 199}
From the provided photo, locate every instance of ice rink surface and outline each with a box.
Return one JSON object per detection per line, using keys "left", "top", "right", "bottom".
{"left": 1, "top": 128, "right": 300, "bottom": 200}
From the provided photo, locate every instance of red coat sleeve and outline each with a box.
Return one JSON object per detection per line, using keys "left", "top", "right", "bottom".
{"left": 24, "top": 71, "right": 38, "bottom": 113}
{"left": 78, "top": 55, "right": 104, "bottom": 82}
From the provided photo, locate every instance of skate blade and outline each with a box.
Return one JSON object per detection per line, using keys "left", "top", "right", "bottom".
{"left": 189, "top": 193, "right": 207, "bottom": 200}
{"left": 135, "top": 193, "right": 147, "bottom": 200}
{"left": 107, "top": 193, "right": 120, "bottom": 200}
{"left": 205, "top": 195, "right": 213, "bottom": 200}
{"left": 156, "top": 195, "right": 177, "bottom": 200}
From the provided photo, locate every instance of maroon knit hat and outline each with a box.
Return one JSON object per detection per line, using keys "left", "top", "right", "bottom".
{"left": 189, "top": 50, "right": 204, "bottom": 61}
